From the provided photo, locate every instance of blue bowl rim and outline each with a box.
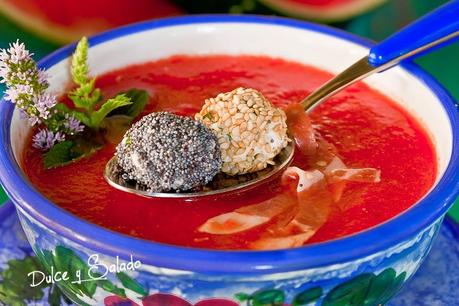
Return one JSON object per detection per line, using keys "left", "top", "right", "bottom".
{"left": 0, "top": 14, "right": 458, "bottom": 274}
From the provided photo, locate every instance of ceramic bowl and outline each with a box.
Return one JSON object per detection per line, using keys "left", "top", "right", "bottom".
{"left": 0, "top": 15, "right": 458, "bottom": 306}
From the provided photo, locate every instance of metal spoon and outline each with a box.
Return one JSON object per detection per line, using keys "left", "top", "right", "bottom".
{"left": 105, "top": 1, "right": 459, "bottom": 198}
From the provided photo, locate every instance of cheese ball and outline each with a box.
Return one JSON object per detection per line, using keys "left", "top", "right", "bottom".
{"left": 116, "top": 112, "right": 222, "bottom": 192}
{"left": 195, "top": 88, "right": 289, "bottom": 175}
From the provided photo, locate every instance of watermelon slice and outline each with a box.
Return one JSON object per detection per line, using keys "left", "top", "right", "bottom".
{"left": 0, "top": 0, "right": 183, "bottom": 43}
{"left": 258, "top": 0, "right": 387, "bottom": 21}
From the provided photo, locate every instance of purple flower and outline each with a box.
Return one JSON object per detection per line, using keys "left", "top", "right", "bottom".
{"left": 18, "top": 109, "right": 40, "bottom": 126}
{"left": 18, "top": 109, "right": 41, "bottom": 126}
{"left": 0, "top": 57, "right": 9, "bottom": 83}
{"left": 64, "top": 114, "right": 84, "bottom": 134}
{"left": 4, "top": 87, "right": 19, "bottom": 103}
{"left": 33, "top": 93, "right": 56, "bottom": 119}
{"left": 1, "top": 40, "right": 84, "bottom": 150}
{"left": 0, "top": 48, "right": 8, "bottom": 62}
{"left": 0, "top": 40, "right": 34, "bottom": 85}
{"left": 32, "top": 129, "right": 65, "bottom": 151}
{"left": 18, "top": 109, "right": 28, "bottom": 120}
{"left": 6, "top": 40, "right": 32, "bottom": 64}
{"left": 0, "top": 41, "right": 32, "bottom": 83}
{"left": 4, "top": 84, "right": 34, "bottom": 103}
{"left": 37, "top": 69, "right": 48, "bottom": 87}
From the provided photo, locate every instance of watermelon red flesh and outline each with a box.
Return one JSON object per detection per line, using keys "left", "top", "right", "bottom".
{"left": 259, "top": 0, "right": 387, "bottom": 21}
{"left": 0, "top": 0, "right": 183, "bottom": 43}
{"left": 289, "top": 0, "right": 372, "bottom": 5}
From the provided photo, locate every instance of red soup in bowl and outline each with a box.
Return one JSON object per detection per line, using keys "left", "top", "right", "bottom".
{"left": 22, "top": 54, "right": 436, "bottom": 250}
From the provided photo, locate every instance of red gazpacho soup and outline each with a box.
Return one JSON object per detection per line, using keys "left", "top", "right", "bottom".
{"left": 23, "top": 55, "right": 436, "bottom": 250}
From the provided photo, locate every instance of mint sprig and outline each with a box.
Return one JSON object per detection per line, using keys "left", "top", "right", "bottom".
{"left": 67, "top": 37, "right": 134, "bottom": 130}
{"left": 0, "top": 41, "right": 84, "bottom": 151}
{"left": 44, "top": 89, "right": 148, "bottom": 168}
{"left": 1, "top": 38, "right": 149, "bottom": 169}
{"left": 68, "top": 37, "right": 101, "bottom": 111}
{"left": 43, "top": 38, "right": 149, "bottom": 168}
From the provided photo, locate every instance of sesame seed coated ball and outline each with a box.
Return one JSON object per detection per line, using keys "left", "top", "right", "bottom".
{"left": 195, "top": 87, "right": 289, "bottom": 175}
{"left": 116, "top": 112, "right": 222, "bottom": 192}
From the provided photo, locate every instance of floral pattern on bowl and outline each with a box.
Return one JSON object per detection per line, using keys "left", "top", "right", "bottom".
{"left": 0, "top": 203, "right": 459, "bottom": 306}
{"left": 1, "top": 201, "right": 458, "bottom": 305}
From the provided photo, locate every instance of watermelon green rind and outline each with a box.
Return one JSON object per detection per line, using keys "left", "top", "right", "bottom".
{"left": 258, "top": 0, "right": 388, "bottom": 22}
{"left": 0, "top": 0, "right": 69, "bottom": 44}
{"left": 0, "top": 0, "right": 183, "bottom": 44}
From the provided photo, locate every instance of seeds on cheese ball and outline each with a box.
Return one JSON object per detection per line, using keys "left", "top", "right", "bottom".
{"left": 116, "top": 112, "right": 222, "bottom": 192}
{"left": 195, "top": 87, "right": 289, "bottom": 175}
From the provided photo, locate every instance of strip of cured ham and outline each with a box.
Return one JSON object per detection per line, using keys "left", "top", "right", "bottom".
{"left": 199, "top": 104, "right": 381, "bottom": 249}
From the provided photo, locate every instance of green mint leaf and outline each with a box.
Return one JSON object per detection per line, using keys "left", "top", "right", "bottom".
{"left": 43, "top": 141, "right": 79, "bottom": 169}
{"left": 116, "top": 272, "right": 147, "bottom": 297}
{"left": 101, "top": 89, "right": 148, "bottom": 143}
{"left": 90, "top": 94, "right": 132, "bottom": 128}
{"left": 107, "top": 89, "right": 149, "bottom": 118}
{"left": 54, "top": 103, "right": 92, "bottom": 127}
{"left": 68, "top": 78, "right": 102, "bottom": 111}
{"left": 71, "top": 111, "right": 92, "bottom": 128}
{"left": 43, "top": 137, "right": 103, "bottom": 169}
{"left": 90, "top": 87, "right": 102, "bottom": 107}
{"left": 71, "top": 37, "right": 89, "bottom": 86}
{"left": 68, "top": 37, "right": 102, "bottom": 112}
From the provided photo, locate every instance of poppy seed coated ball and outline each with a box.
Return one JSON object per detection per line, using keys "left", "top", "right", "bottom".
{"left": 116, "top": 112, "right": 222, "bottom": 192}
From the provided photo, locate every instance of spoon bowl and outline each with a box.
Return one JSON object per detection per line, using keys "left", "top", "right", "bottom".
{"left": 104, "top": 142, "right": 294, "bottom": 198}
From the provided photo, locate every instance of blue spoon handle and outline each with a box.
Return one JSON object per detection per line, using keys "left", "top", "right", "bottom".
{"left": 302, "top": 1, "right": 459, "bottom": 110}
{"left": 368, "top": 0, "right": 459, "bottom": 67}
